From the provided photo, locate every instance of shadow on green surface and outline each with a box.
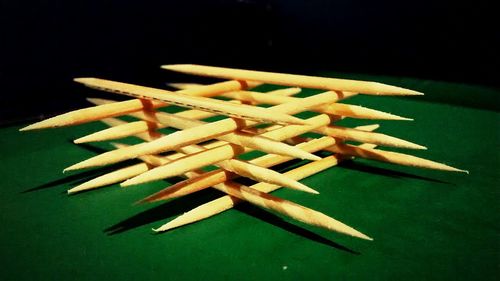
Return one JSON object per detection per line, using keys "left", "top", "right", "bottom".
{"left": 20, "top": 143, "right": 140, "bottom": 193}
{"left": 104, "top": 188, "right": 359, "bottom": 254}
{"left": 72, "top": 141, "right": 110, "bottom": 154}
{"left": 104, "top": 188, "right": 224, "bottom": 235}
{"left": 22, "top": 138, "right": 399, "bottom": 254}
{"left": 272, "top": 158, "right": 311, "bottom": 174}
{"left": 21, "top": 161, "right": 143, "bottom": 193}
{"left": 234, "top": 203, "right": 360, "bottom": 255}
{"left": 339, "top": 161, "right": 452, "bottom": 185}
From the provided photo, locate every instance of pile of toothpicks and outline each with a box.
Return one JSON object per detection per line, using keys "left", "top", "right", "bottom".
{"left": 21, "top": 64, "right": 467, "bottom": 241}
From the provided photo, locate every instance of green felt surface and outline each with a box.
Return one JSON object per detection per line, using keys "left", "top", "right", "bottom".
{"left": 0, "top": 76, "right": 499, "bottom": 280}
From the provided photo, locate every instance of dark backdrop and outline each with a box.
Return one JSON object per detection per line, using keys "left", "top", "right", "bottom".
{"left": 1, "top": 0, "right": 498, "bottom": 124}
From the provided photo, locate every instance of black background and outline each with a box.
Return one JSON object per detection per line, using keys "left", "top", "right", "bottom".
{"left": 1, "top": 0, "right": 498, "bottom": 124}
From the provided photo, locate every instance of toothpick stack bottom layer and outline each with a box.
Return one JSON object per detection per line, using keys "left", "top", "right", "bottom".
{"left": 20, "top": 64, "right": 467, "bottom": 241}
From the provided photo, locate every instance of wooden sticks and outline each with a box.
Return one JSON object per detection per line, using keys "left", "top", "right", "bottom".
{"left": 162, "top": 64, "right": 423, "bottom": 95}
{"left": 113, "top": 143, "right": 320, "bottom": 194}
{"left": 168, "top": 82, "right": 413, "bottom": 121}
{"left": 21, "top": 79, "right": 258, "bottom": 131}
{"left": 138, "top": 126, "right": 379, "bottom": 204}
{"left": 20, "top": 64, "right": 467, "bottom": 242}
{"left": 74, "top": 78, "right": 308, "bottom": 125}
{"left": 154, "top": 144, "right": 377, "bottom": 236}
{"left": 64, "top": 90, "right": 346, "bottom": 171}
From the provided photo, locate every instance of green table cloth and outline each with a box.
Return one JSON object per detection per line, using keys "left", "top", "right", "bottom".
{"left": 1, "top": 74, "right": 498, "bottom": 280}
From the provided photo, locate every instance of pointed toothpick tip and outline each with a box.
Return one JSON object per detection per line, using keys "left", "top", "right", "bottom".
{"left": 352, "top": 230, "right": 373, "bottom": 241}
{"left": 290, "top": 181, "right": 320, "bottom": 194}
{"left": 405, "top": 89, "right": 424, "bottom": 96}
{"left": 63, "top": 163, "right": 82, "bottom": 172}
{"left": 443, "top": 165, "right": 469, "bottom": 174}
{"left": 166, "top": 82, "right": 183, "bottom": 89}
{"left": 67, "top": 187, "right": 82, "bottom": 194}
{"left": 166, "top": 82, "right": 202, "bottom": 90}
{"left": 355, "top": 124, "right": 380, "bottom": 131}
{"left": 364, "top": 235, "right": 374, "bottom": 241}
{"left": 391, "top": 85, "right": 424, "bottom": 96}
{"left": 109, "top": 142, "right": 122, "bottom": 148}
{"left": 19, "top": 126, "right": 31, "bottom": 131}
{"left": 120, "top": 179, "right": 135, "bottom": 187}
{"left": 152, "top": 221, "right": 178, "bottom": 233}
{"left": 66, "top": 185, "right": 89, "bottom": 195}
{"left": 86, "top": 97, "right": 102, "bottom": 104}
{"left": 376, "top": 83, "right": 424, "bottom": 96}
{"left": 161, "top": 64, "right": 188, "bottom": 71}
{"left": 73, "top": 77, "right": 95, "bottom": 84}
{"left": 411, "top": 143, "right": 427, "bottom": 150}
{"left": 152, "top": 227, "right": 163, "bottom": 233}
{"left": 439, "top": 162, "right": 468, "bottom": 173}
{"left": 401, "top": 117, "right": 414, "bottom": 121}
{"left": 385, "top": 114, "right": 414, "bottom": 121}
{"left": 305, "top": 153, "right": 322, "bottom": 161}
{"left": 67, "top": 181, "right": 97, "bottom": 194}
{"left": 309, "top": 188, "right": 320, "bottom": 195}
{"left": 19, "top": 122, "right": 44, "bottom": 131}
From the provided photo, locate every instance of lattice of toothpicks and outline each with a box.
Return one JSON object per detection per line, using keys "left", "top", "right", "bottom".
{"left": 20, "top": 65, "right": 467, "bottom": 241}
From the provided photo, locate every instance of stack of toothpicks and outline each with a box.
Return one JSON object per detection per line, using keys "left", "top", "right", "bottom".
{"left": 21, "top": 64, "right": 467, "bottom": 241}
